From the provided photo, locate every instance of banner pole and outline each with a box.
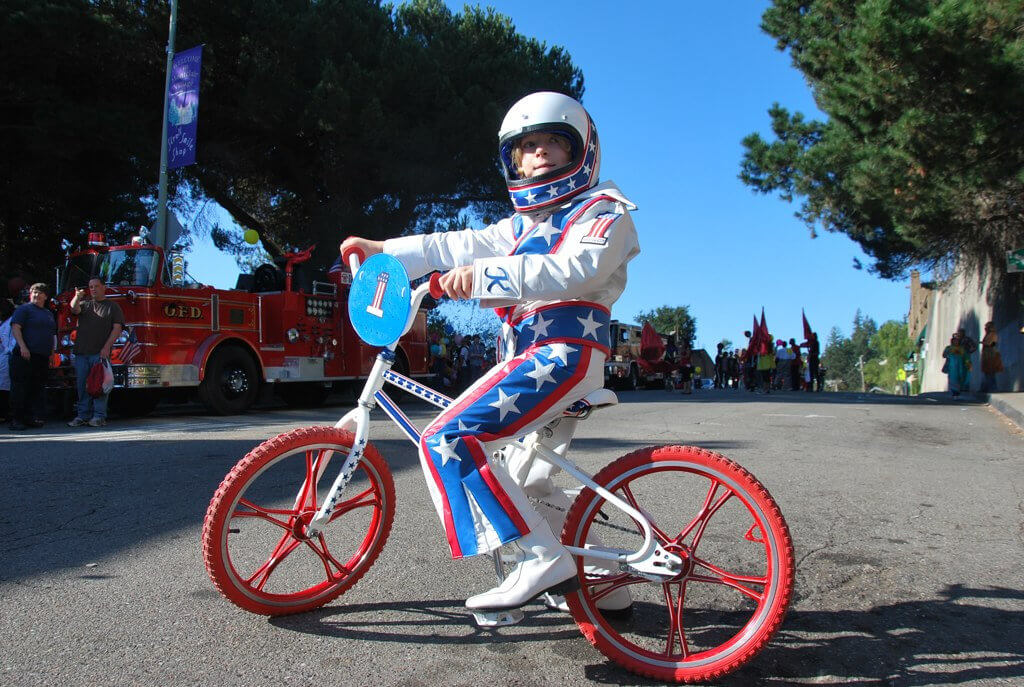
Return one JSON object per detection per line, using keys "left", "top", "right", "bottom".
{"left": 154, "top": 0, "right": 178, "bottom": 251}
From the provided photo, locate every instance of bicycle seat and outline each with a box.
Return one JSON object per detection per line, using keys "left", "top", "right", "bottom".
{"left": 563, "top": 388, "right": 618, "bottom": 416}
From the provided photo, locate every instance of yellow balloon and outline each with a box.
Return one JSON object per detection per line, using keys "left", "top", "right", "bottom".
{"left": 243, "top": 229, "right": 259, "bottom": 245}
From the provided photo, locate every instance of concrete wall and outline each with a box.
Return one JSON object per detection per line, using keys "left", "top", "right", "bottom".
{"left": 919, "top": 267, "right": 1023, "bottom": 393}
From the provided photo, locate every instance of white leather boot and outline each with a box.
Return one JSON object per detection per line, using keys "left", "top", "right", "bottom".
{"left": 465, "top": 523, "right": 578, "bottom": 611}
{"left": 533, "top": 489, "right": 633, "bottom": 615}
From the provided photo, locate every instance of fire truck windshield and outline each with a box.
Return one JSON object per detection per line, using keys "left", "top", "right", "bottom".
{"left": 103, "top": 248, "right": 160, "bottom": 287}
{"left": 60, "top": 253, "right": 104, "bottom": 293}
{"left": 61, "top": 248, "right": 161, "bottom": 292}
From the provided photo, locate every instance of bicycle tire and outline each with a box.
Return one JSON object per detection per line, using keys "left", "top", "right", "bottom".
{"left": 202, "top": 426, "right": 395, "bottom": 616}
{"left": 562, "top": 445, "right": 794, "bottom": 683}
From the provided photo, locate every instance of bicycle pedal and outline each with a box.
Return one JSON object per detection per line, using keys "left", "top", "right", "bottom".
{"left": 471, "top": 608, "right": 525, "bottom": 627}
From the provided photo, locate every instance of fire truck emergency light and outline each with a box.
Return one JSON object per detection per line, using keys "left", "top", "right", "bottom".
{"left": 88, "top": 232, "right": 107, "bottom": 247}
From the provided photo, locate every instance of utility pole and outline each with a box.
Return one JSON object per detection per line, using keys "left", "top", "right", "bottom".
{"left": 153, "top": 0, "right": 179, "bottom": 251}
{"left": 858, "top": 354, "right": 866, "bottom": 392}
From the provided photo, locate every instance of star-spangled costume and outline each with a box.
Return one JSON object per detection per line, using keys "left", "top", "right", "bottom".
{"left": 384, "top": 180, "right": 639, "bottom": 558}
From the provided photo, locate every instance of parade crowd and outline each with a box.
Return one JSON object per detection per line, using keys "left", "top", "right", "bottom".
{"left": 704, "top": 332, "right": 825, "bottom": 393}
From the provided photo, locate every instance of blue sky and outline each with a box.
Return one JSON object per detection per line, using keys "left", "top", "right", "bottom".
{"left": 186, "top": 1, "right": 911, "bottom": 350}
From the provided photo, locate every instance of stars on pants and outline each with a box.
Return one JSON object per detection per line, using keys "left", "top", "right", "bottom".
{"left": 525, "top": 359, "right": 557, "bottom": 391}
{"left": 434, "top": 435, "right": 461, "bottom": 466}
{"left": 547, "top": 343, "right": 577, "bottom": 366}
{"left": 489, "top": 388, "right": 522, "bottom": 421}
{"left": 577, "top": 311, "right": 602, "bottom": 340}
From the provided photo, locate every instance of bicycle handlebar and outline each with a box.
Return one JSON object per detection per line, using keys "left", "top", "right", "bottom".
{"left": 342, "top": 245, "right": 365, "bottom": 275}
{"left": 428, "top": 273, "right": 443, "bottom": 300}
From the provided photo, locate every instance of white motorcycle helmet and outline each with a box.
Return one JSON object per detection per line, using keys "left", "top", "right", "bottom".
{"left": 498, "top": 92, "right": 600, "bottom": 213}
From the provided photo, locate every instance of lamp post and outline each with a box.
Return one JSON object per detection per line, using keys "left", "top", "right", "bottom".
{"left": 153, "top": 0, "right": 179, "bottom": 251}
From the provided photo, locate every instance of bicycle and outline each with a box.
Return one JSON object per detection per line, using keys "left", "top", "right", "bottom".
{"left": 201, "top": 249, "right": 795, "bottom": 683}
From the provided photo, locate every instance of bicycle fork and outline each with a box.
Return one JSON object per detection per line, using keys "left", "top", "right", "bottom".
{"left": 303, "top": 351, "right": 395, "bottom": 538}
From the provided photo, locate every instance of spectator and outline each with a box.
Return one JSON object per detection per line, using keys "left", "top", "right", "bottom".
{"left": 728, "top": 350, "right": 740, "bottom": 389}
{"left": 774, "top": 339, "right": 792, "bottom": 390}
{"left": 8, "top": 283, "right": 56, "bottom": 430}
{"left": 801, "top": 331, "right": 821, "bottom": 392}
{"left": 788, "top": 338, "right": 802, "bottom": 391}
{"left": 957, "top": 327, "right": 978, "bottom": 356}
{"left": 468, "top": 334, "right": 485, "bottom": 382}
{"left": 980, "top": 321, "right": 1002, "bottom": 393}
{"left": 457, "top": 337, "right": 471, "bottom": 392}
{"left": 677, "top": 341, "right": 693, "bottom": 394}
{"left": 67, "top": 278, "right": 125, "bottom": 428}
{"left": 757, "top": 336, "right": 776, "bottom": 394}
{"left": 895, "top": 366, "right": 908, "bottom": 395}
{"left": 942, "top": 333, "right": 970, "bottom": 400}
{"left": 713, "top": 343, "right": 726, "bottom": 389}
{"left": 0, "top": 299, "right": 14, "bottom": 422}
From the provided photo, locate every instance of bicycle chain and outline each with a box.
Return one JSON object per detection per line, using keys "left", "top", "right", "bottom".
{"left": 535, "top": 499, "right": 641, "bottom": 537}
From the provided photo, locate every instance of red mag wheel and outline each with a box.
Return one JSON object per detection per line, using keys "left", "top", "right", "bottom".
{"left": 201, "top": 427, "right": 395, "bottom": 615}
{"left": 562, "top": 446, "right": 794, "bottom": 683}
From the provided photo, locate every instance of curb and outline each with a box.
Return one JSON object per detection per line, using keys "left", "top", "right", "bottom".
{"left": 983, "top": 394, "right": 1024, "bottom": 432}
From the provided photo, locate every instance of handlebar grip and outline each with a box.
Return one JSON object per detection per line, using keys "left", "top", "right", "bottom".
{"left": 341, "top": 244, "right": 366, "bottom": 266}
{"left": 428, "top": 272, "right": 444, "bottom": 299}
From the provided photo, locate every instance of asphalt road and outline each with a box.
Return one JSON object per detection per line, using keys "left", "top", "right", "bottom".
{"left": 2, "top": 389, "right": 1022, "bottom": 686}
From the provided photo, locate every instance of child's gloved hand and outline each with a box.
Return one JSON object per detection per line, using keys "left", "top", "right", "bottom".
{"left": 438, "top": 266, "right": 474, "bottom": 300}
{"left": 339, "top": 236, "right": 384, "bottom": 263}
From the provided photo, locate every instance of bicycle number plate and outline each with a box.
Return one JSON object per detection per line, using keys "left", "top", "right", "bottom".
{"left": 348, "top": 253, "right": 412, "bottom": 346}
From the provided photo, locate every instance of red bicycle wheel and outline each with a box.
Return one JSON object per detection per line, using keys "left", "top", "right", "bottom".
{"left": 202, "top": 426, "right": 395, "bottom": 615}
{"left": 562, "top": 445, "right": 794, "bottom": 683}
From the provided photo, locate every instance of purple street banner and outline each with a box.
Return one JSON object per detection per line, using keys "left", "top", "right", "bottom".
{"left": 167, "top": 45, "right": 203, "bottom": 169}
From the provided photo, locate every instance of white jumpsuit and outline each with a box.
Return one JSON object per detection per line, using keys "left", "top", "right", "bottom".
{"left": 383, "top": 181, "right": 639, "bottom": 558}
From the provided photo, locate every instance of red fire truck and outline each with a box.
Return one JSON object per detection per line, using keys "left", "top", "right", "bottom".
{"left": 48, "top": 233, "right": 429, "bottom": 416}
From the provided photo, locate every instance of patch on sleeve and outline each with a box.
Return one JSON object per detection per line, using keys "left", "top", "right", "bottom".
{"left": 580, "top": 212, "right": 619, "bottom": 245}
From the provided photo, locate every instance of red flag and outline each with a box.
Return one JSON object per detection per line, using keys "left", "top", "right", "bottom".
{"left": 640, "top": 321, "right": 665, "bottom": 361}
{"left": 759, "top": 308, "right": 770, "bottom": 354}
{"left": 802, "top": 309, "right": 813, "bottom": 341}
{"left": 748, "top": 315, "right": 761, "bottom": 355}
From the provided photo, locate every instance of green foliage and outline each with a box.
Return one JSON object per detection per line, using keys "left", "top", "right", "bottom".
{"left": 634, "top": 305, "right": 696, "bottom": 347}
{"left": 862, "top": 319, "right": 915, "bottom": 391}
{"left": 1, "top": 0, "right": 158, "bottom": 278}
{"left": 0, "top": 0, "right": 583, "bottom": 278}
{"left": 740, "top": 0, "right": 1024, "bottom": 278}
{"left": 822, "top": 310, "right": 913, "bottom": 391}
{"left": 719, "top": 338, "right": 734, "bottom": 351}
{"left": 822, "top": 310, "right": 877, "bottom": 390}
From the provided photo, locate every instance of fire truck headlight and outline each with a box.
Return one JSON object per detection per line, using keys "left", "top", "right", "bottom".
{"left": 59, "top": 354, "right": 72, "bottom": 365}
{"left": 60, "top": 334, "right": 72, "bottom": 347}
{"left": 286, "top": 328, "right": 300, "bottom": 344}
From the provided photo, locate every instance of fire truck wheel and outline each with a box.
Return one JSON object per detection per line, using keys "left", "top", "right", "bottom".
{"left": 199, "top": 345, "right": 260, "bottom": 415}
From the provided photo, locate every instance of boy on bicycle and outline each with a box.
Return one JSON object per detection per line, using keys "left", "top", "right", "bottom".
{"left": 341, "top": 92, "right": 639, "bottom": 612}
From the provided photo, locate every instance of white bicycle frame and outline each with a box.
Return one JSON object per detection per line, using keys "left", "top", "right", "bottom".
{"left": 304, "top": 257, "right": 682, "bottom": 579}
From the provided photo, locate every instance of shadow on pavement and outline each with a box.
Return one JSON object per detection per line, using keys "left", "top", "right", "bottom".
{"left": 270, "top": 598, "right": 581, "bottom": 644}
{"left": 272, "top": 585, "right": 1024, "bottom": 686}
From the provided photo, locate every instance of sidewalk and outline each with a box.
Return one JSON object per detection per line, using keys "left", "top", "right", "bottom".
{"left": 984, "top": 392, "right": 1024, "bottom": 431}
